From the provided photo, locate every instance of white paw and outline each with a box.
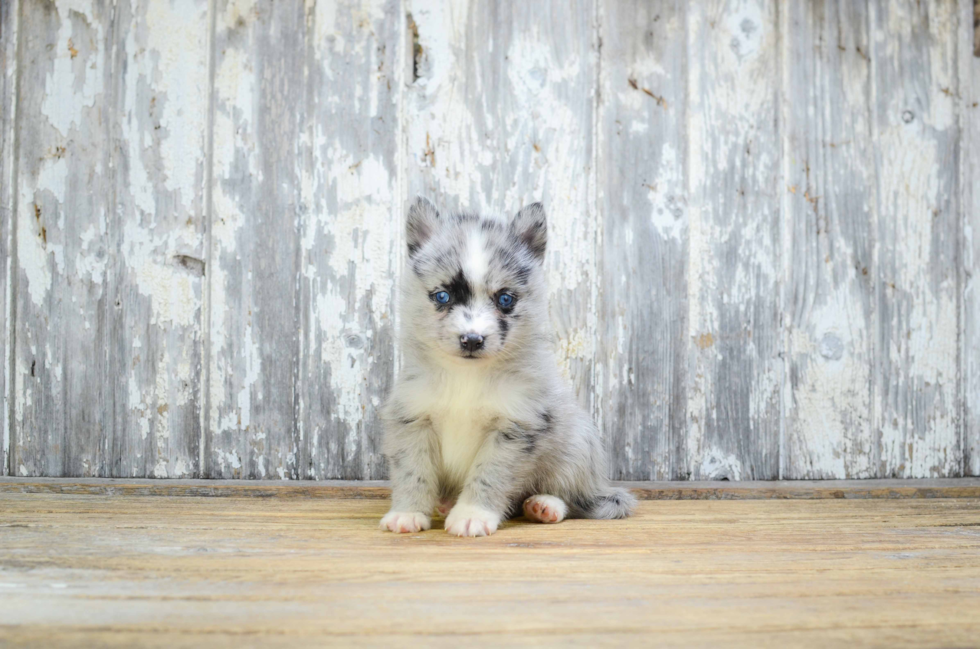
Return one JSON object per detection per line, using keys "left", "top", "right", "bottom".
{"left": 444, "top": 503, "right": 500, "bottom": 537}
{"left": 380, "top": 510, "right": 431, "bottom": 534}
{"left": 523, "top": 494, "right": 567, "bottom": 524}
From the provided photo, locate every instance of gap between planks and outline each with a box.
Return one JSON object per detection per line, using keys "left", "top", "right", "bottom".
{"left": 1, "top": 477, "right": 979, "bottom": 500}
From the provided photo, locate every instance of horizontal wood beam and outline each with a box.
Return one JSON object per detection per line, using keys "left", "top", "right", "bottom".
{"left": 2, "top": 477, "right": 979, "bottom": 500}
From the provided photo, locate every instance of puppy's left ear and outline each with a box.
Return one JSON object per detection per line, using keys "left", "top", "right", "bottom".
{"left": 406, "top": 196, "right": 440, "bottom": 257}
{"left": 511, "top": 202, "right": 547, "bottom": 262}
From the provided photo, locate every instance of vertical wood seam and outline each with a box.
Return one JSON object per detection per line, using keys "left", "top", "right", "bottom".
{"left": 679, "top": 0, "right": 690, "bottom": 480}
{"left": 590, "top": 0, "right": 601, "bottom": 432}
{"left": 678, "top": 0, "right": 689, "bottom": 481}
{"left": 952, "top": 0, "right": 968, "bottom": 477}
{"left": 969, "top": 0, "right": 980, "bottom": 476}
{"left": 388, "top": 0, "right": 413, "bottom": 477}
{"left": 200, "top": 0, "right": 218, "bottom": 479}
{"left": 2, "top": 0, "right": 22, "bottom": 477}
{"left": 294, "top": 1, "right": 310, "bottom": 480}
{"left": 393, "top": 0, "right": 408, "bottom": 394}
{"left": 776, "top": 0, "right": 788, "bottom": 482}
{"left": 775, "top": 0, "right": 785, "bottom": 480}
{"left": 682, "top": 1, "right": 693, "bottom": 480}
{"left": 99, "top": 0, "right": 123, "bottom": 477}
{"left": 296, "top": 0, "right": 310, "bottom": 479}
{"left": 290, "top": 4, "right": 306, "bottom": 478}
{"left": 959, "top": 0, "right": 969, "bottom": 476}
{"left": 867, "top": 0, "right": 882, "bottom": 477}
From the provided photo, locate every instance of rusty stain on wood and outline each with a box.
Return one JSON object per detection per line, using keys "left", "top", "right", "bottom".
{"left": 695, "top": 333, "right": 714, "bottom": 350}
{"left": 627, "top": 76, "right": 668, "bottom": 109}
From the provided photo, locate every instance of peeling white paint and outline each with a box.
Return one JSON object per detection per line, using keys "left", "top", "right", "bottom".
{"left": 6, "top": 0, "right": 973, "bottom": 481}
{"left": 142, "top": 0, "right": 209, "bottom": 199}
{"left": 237, "top": 319, "right": 260, "bottom": 433}
{"left": 123, "top": 222, "right": 198, "bottom": 328}
{"left": 699, "top": 449, "right": 743, "bottom": 481}
{"left": 684, "top": 0, "right": 781, "bottom": 479}
{"left": 42, "top": 2, "right": 103, "bottom": 138}
{"left": 645, "top": 143, "right": 684, "bottom": 240}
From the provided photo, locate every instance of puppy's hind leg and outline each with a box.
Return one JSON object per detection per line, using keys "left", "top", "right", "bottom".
{"left": 522, "top": 494, "right": 567, "bottom": 524}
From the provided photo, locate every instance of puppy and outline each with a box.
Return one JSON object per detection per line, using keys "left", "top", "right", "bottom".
{"left": 380, "top": 197, "right": 636, "bottom": 537}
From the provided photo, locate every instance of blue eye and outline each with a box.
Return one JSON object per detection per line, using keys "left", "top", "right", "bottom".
{"left": 433, "top": 291, "right": 450, "bottom": 304}
{"left": 497, "top": 293, "right": 515, "bottom": 309}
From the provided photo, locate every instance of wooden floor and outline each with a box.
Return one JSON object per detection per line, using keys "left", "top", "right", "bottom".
{"left": 1, "top": 484, "right": 979, "bottom": 647}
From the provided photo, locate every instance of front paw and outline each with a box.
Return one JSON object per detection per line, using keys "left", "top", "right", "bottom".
{"left": 380, "top": 510, "right": 431, "bottom": 533}
{"left": 444, "top": 503, "right": 500, "bottom": 537}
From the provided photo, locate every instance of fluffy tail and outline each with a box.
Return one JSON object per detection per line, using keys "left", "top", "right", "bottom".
{"left": 578, "top": 486, "right": 637, "bottom": 520}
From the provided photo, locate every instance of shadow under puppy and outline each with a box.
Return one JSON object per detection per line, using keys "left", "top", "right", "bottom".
{"left": 381, "top": 197, "right": 636, "bottom": 537}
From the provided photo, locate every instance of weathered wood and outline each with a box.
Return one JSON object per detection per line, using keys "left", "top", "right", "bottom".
{"left": 682, "top": 0, "right": 781, "bottom": 480}
{"left": 406, "top": 0, "right": 599, "bottom": 404}
{"left": 1, "top": 493, "right": 979, "bottom": 647}
{"left": 297, "top": 0, "right": 402, "bottom": 480}
{"left": 873, "top": 0, "right": 960, "bottom": 477}
{"left": 3, "top": 476, "right": 980, "bottom": 500}
{"left": 975, "top": 0, "right": 980, "bottom": 57}
{"left": 207, "top": 0, "right": 307, "bottom": 479}
{"left": 596, "top": 0, "right": 687, "bottom": 480}
{"left": 10, "top": 0, "right": 209, "bottom": 479}
{"left": 0, "top": 0, "right": 18, "bottom": 476}
{"left": 12, "top": 0, "right": 116, "bottom": 477}
{"left": 103, "top": 0, "right": 210, "bottom": 478}
{"left": 2, "top": 0, "right": 978, "bottom": 482}
{"left": 208, "top": 0, "right": 401, "bottom": 480}
{"left": 963, "top": 0, "right": 980, "bottom": 477}
{"left": 782, "top": 1, "right": 876, "bottom": 479}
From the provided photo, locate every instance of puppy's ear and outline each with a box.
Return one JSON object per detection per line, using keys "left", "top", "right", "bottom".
{"left": 406, "top": 196, "right": 440, "bottom": 256}
{"left": 511, "top": 202, "right": 547, "bottom": 262}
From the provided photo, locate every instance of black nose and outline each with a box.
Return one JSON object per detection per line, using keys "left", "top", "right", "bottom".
{"left": 459, "top": 333, "right": 484, "bottom": 352}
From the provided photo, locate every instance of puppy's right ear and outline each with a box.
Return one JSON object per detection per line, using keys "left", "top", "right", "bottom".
{"left": 406, "top": 196, "right": 440, "bottom": 257}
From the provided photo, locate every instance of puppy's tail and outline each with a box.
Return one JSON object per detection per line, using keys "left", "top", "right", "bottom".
{"left": 577, "top": 485, "right": 637, "bottom": 520}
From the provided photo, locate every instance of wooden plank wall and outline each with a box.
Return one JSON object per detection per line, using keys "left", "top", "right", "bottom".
{"left": 963, "top": 0, "right": 980, "bottom": 477}
{"left": 782, "top": 0, "right": 876, "bottom": 479}
{"left": 1, "top": 0, "right": 977, "bottom": 481}
{"left": 0, "top": 0, "right": 17, "bottom": 478}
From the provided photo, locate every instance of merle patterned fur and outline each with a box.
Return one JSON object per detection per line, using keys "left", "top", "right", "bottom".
{"left": 380, "top": 197, "right": 636, "bottom": 537}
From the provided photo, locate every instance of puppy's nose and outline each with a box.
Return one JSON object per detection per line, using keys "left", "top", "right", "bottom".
{"left": 459, "top": 333, "right": 484, "bottom": 352}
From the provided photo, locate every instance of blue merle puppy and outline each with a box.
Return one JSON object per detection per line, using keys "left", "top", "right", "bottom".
{"left": 380, "top": 197, "right": 636, "bottom": 537}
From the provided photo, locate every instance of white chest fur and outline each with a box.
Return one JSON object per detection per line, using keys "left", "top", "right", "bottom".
{"left": 431, "top": 406, "right": 488, "bottom": 483}
{"left": 426, "top": 368, "right": 496, "bottom": 482}
{"left": 404, "top": 364, "right": 530, "bottom": 484}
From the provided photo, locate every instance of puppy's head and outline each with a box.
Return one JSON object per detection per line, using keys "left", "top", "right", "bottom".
{"left": 402, "top": 197, "right": 548, "bottom": 363}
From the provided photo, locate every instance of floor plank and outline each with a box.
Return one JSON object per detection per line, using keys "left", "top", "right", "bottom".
{"left": 0, "top": 493, "right": 978, "bottom": 647}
